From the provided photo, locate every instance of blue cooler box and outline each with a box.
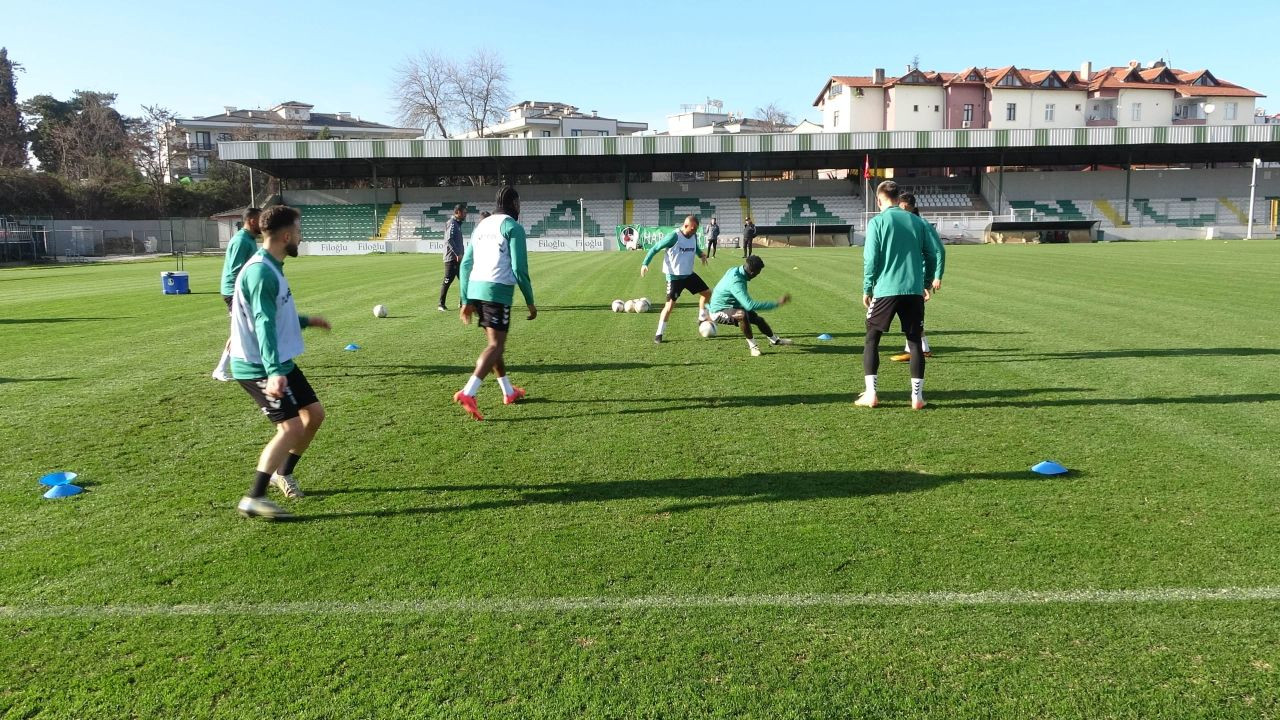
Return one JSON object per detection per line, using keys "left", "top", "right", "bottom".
{"left": 161, "top": 271, "right": 190, "bottom": 294}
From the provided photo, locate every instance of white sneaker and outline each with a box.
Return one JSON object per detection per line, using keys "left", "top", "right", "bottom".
{"left": 750, "top": 346, "right": 763, "bottom": 357}
{"left": 854, "top": 392, "right": 879, "bottom": 408}
{"left": 237, "top": 495, "right": 292, "bottom": 519}
{"left": 211, "top": 368, "right": 231, "bottom": 382}
{"left": 270, "top": 473, "right": 304, "bottom": 499}
{"left": 769, "top": 337, "right": 793, "bottom": 346}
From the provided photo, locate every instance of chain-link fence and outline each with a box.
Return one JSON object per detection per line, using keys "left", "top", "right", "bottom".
{"left": 8, "top": 218, "right": 223, "bottom": 262}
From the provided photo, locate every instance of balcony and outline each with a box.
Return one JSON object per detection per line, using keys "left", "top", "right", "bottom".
{"left": 1172, "top": 117, "right": 1207, "bottom": 126}
{"left": 188, "top": 142, "right": 215, "bottom": 152}
{"left": 1086, "top": 118, "right": 1117, "bottom": 127}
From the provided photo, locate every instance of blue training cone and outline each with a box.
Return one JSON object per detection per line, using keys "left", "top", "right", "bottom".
{"left": 817, "top": 333, "right": 833, "bottom": 341}
{"left": 39, "top": 471, "right": 78, "bottom": 486}
{"left": 344, "top": 343, "right": 361, "bottom": 351}
{"left": 43, "top": 484, "right": 83, "bottom": 499}
{"left": 1031, "top": 460, "right": 1069, "bottom": 476}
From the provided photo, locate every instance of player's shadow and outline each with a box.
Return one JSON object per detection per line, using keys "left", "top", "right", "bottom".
{"left": 798, "top": 344, "right": 1008, "bottom": 356}
{"left": 296, "top": 468, "right": 1059, "bottom": 521}
{"left": 490, "top": 387, "right": 1095, "bottom": 419}
{"left": 949, "top": 347, "right": 1280, "bottom": 363}
{"left": 0, "top": 377, "right": 77, "bottom": 384}
{"left": 0, "top": 317, "right": 134, "bottom": 324}
{"left": 793, "top": 330, "right": 1030, "bottom": 339}
{"left": 305, "top": 361, "right": 708, "bottom": 378}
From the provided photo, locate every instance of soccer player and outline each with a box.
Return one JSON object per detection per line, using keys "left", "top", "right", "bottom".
{"left": 640, "top": 215, "right": 710, "bottom": 343}
{"left": 228, "top": 205, "right": 331, "bottom": 519}
{"left": 742, "top": 217, "right": 757, "bottom": 257}
{"left": 858, "top": 181, "right": 939, "bottom": 410}
{"left": 891, "top": 192, "right": 944, "bottom": 362}
{"left": 708, "top": 255, "right": 792, "bottom": 356}
{"left": 453, "top": 186, "right": 536, "bottom": 421}
{"left": 706, "top": 217, "right": 720, "bottom": 258}
{"left": 438, "top": 203, "right": 467, "bottom": 312}
{"left": 212, "top": 208, "right": 260, "bottom": 381}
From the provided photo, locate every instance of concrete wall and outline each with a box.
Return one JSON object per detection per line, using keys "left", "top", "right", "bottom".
{"left": 1204, "top": 96, "right": 1257, "bottom": 125}
{"left": 825, "top": 88, "right": 885, "bottom": 132}
{"left": 946, "top": 85, "right": 987, "bottom": 128}
{"left": 985, "top": 167, "right": 1280, "bottom": 202}
{"left": 886, "top": 85, "right": 946, "bottom": 131}
{"left": 1116, "top": 88, "right": 1175, "bottom": 127}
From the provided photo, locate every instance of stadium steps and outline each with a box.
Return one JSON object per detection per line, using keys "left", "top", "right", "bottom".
{"left": 1219, "top": 197, "right": 1249, "bottom": 225}
{"left": 1009, "top": 200, "right": 1087, "bottom": 221}
{"left": 377, "top": 203, "right": 401, "bottom": 239}
{"left": 526, "top": 200, "right": 603, "bottom": 237}
{"left": 299, "top": 204, "right": 392, "bottom": 241}
{"left": 1133, "top": 200, "right": 1216, "bottom": 228}
{"left": 1093, "top": 199, "right": 1129, "bottom": 227}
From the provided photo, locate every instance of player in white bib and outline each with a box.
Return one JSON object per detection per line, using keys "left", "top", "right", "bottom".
{"left": 640, "top": 215, "right": 711, "bottom": 343}
{"left": 228, "top": 205, "right": 331, "bottom": 519}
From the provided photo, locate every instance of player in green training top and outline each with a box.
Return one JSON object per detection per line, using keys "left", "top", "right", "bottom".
{"left": 707, "top": 255, "right": 792, "bottom": 356}
{"left": 890, "top": 192, "right": 944, "bottom": 362}
{"left": 212, "top": 207, "right": 260, "bottom": 381}
{"left": 858, "top": 180, "right": 939, "bottom": 410}
{"left": 228, "top": 205, "right": 331, "bottom": 519}
{"left": 453, "top": 186, "right": 537, "bottom": 421}
{"left": 640, "top": 215, "right": 711, "bottom": 343}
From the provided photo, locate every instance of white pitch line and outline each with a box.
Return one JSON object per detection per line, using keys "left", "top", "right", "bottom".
{"left": 3, "top": 587, "right": 1280, "bottom": 620}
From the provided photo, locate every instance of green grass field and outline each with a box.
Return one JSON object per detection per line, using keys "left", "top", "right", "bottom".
{"left": 3, "top": 241, "right": 1280, "bottom": 718}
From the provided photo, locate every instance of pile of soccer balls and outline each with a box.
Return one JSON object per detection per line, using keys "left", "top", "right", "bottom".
{"left": 612, "top": 298, "right": 651, "bottom": 313}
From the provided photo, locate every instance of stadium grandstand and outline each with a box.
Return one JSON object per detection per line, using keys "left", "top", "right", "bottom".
{"left": 216, "top": 123, "right": 1280, "bottom": 251}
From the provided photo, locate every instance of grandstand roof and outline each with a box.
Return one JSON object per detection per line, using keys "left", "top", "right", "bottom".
{"left": 218, "top": 124, "right": 1280, "bottom": 180}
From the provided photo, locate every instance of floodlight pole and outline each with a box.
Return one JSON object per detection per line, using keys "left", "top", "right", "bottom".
{"left": 579, "top": 197, "right": 585, "bottom": 250}
{"left": 1247, "top": 158, "right": 1260, "bottom": 239}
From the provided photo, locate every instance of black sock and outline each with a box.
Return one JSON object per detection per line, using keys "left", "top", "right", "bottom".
{"left": 279, "top": 452, "right": 302, "bottom": 476}
{"left": 250, "top": 470, "right": 271, "bottom": 498}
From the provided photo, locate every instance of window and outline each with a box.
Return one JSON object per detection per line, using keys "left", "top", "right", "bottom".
{"left": 1131, "top": 103, "right": 1142, "bottom": 122}
{"left": 194, "top": 131, "right": 211, "bottom": 149}
{"left": 1044, "top": 104, "right": 1056, "bottom": 122}
{"left": 833, "top": 110, "right": 841, "bottom": 127}
{"left": 934, "top": 105, "right": 940, "bottom": 112}
{"left": 998, "top": 73, "right": 1022, "bottom": 87}
{"left": 963, "top": 104, "right": 973, "bottom": 123}
{"left": 1226, "top": 103, "right": 1238, "bottom": 121}
{"left": 217, "top": 133, "right": 232, "bottom": 142}
{"left": 571, "top": 129, "right": 582, "bottom": 136}
{"left": 829, "top": 83, "right": 843, "bottom": 98}
{"left": 1006, "top": 103, "right": 1017, "bottom": 121}
{"left": 913, "top": 105, "right": 919, "bottom": 112}
{"left": 189, "top": 156, "right": 209, "bottom": 173}
{"left": 541, "top": 130, "right": 551, "bottom": 137}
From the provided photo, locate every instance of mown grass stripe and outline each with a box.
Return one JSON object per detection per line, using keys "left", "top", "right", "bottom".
{"left": 5, "top": 586, "right": 1280, "bottom": 619}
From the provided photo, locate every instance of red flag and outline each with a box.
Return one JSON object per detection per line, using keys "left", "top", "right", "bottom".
{"left": 864, "top": 154, "right": 871, "bottom": 179}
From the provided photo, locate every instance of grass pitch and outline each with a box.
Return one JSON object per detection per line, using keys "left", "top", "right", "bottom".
{"left": 2, "top": 241, "right": 1279, "bottom": 718}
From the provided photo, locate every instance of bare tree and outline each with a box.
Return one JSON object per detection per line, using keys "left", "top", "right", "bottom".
{"left": 50, "top": 95, "right": 132, "bottom": 182}
{"left": 450, "top": 50, "right": 511, "bottom": 137}
{"left": 130, "top": 104, "right": 185, "bottom": 215}
{"left": 395, "top": 51, "right": 454, "bottom": 138}
{"left": 755, "top": 102, "right": 795, "bottom": 132}
{"left": 393, "top": 49, "right": 512, "bottom": 138}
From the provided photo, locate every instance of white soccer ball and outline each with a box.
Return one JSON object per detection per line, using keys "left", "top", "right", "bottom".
{"left": 698, "top": 320, "right": 717, "bottom": 338}
{"left": 624, "top": 300, "right": 636, "bottom": 313}
{"left": 373, "top": 304, "right": 388, "bottom": 318}
{"left": 611, "top": 299, "right": 625, "bottom": 313}
{"left": 637, "top": 299, "right": 651, "bottom": 313}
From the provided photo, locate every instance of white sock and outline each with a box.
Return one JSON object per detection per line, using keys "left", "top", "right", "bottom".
{"left": 497, "top": 375, "right": 514, "bottom": 396}
{"left": 213, "top": 349, "right": 230, "bottom": 375}
{"left": 698, "top": 307, "right": 710, "bottom": 321}
{"left": 770, "top": 335, "right": 781, "bottom": 343}
{"left": 921, "top": 335, "right": 931, "bottom": 353}
{"left": 864, "top": 375, "right": 878, "bottom": 396}
{"left": 747, "top": 338, "right": 759, "bottom": 350}
{"left": 656, "top": 320, "right": 667, "bottom": 336}
{"left": 911, "top": 378, "right": 925, "bottom": 398}
{"left": 462, "top": 375, "right": 482, "bottom": 397}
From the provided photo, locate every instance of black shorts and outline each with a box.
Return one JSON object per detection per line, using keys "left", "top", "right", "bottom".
{"left": 666, "top": 273, "right": 709, "bottom": 301}
{"left": 238, "top": 366, "right": 320, "bottom": 424}
{"left": 223, "top": 295, "right": 234, "bottom": 313}
{"left": 866, "top": 294, "right": 925, "bottom": 335}
{"left": 469, "top": 301, "right": 512, "bottom": 332}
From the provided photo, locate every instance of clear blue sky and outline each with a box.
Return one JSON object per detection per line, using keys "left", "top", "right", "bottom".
{"left": 7, "top": 0, "right": 1278, "bottom": 130}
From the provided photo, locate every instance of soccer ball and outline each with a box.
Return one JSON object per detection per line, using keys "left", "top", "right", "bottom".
{"left": 611, "top": 299, "right": 625, "bottom": 312}
{"left": 373, "top": 304, "right": 388, "bottom": 318}
{"left": 698, "top": 320, "right": 717, "bottom": 338}
{"left": 637, "top": 299, "right": 651, "bottom": 313}
{"left": 624, "top": 300, "right": 636, "bottom": 313}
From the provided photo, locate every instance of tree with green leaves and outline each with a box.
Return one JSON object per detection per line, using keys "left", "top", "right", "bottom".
{"left": 0, "top": 48, "right": 26, "bottom": 168}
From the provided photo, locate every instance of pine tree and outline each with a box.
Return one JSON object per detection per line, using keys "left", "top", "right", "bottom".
{"left": 0, "top": 48, "right": 26, "bottom": 168}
